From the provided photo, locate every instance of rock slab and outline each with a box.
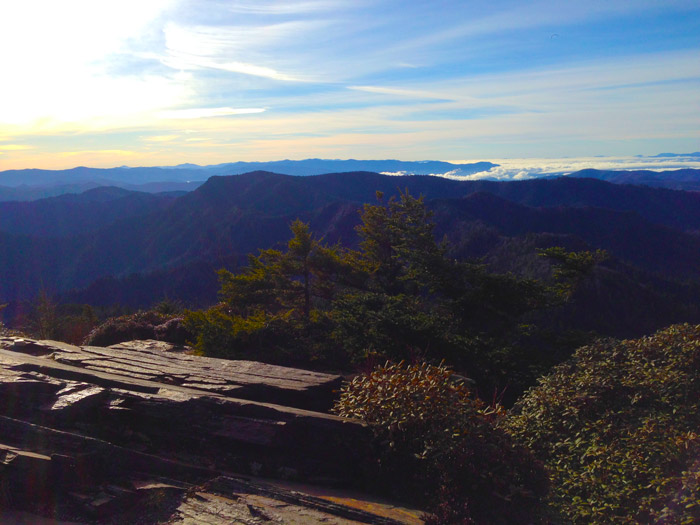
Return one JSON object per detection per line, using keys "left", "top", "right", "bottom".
{"left": 0, "top": 337, "right": 421, "bottom": 524}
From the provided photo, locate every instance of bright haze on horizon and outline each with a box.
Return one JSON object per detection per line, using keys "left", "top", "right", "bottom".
{"left": 0, "top": 0, "right": 698, "bottom": 171}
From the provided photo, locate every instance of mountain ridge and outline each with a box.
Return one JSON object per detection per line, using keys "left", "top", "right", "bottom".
{"left": 1, "top": 171, "right": 700, "bottom": 299}
{"left": 3, "top": 162, "right": 700, "bottom": 202}
{"left": 0, "top": 159, "right": 496, "bottom": 188}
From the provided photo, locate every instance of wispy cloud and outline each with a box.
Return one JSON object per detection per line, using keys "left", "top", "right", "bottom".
{"left": 348, "top": 86, "right": 455, "bottom": 101}
{"left": 159, "top": 21, "right": 320, "bottom": 81}
{"left": 226, "top": 0, "right": 350, "bottom": 15}
{"left": 456, "top": 50, "right": 700, "bottom": 99}
{"left": 209, "top": 61, "right": 299, "bottom": 81}
{"left": 159, "top": 107, "right": 266, "bottom": 119}
{"left": 388, "top": 1, "right": 698, "bottom": 57}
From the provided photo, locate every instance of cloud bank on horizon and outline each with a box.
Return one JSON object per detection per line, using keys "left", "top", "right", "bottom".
{"left": 451, "top": 154, "right": 700, "bottom": 181}
{"left": 0, "top": 0, "right": 698, "bottom": 170}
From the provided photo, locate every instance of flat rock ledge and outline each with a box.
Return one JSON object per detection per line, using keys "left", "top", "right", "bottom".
{"left": 4, "top": 337, "right": 342, "bottom": 411}
{"left": 0, "top": 337, "right": 423, "bottom": 524}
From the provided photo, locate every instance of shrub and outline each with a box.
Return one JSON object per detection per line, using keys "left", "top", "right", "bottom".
{"left": 333, "top": 361, "right": 548, "bottom": 524}
{"left": 183, "top": 304, "right": 309, "bottom": 363}
{"left": 504, "top": 324, "right": 700, "bottom": 524}
{"left": 153, "top": 296, "right": 184, "bottom": 315}
{"left": 83, "top": 311, "right": 191, "bottom": 347}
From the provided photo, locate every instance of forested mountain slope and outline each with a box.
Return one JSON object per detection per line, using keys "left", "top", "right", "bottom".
{"left": 0, "top": 187, "right": 180, "bottom": 237}
{"left": 568, "top": 167, "right": 700, "bottom": 191}
{"left": 2, "top": 171, "right": 700, "bottom": 338}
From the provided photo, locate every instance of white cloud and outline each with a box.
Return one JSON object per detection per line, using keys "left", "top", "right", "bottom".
{"left": 160, "top": 21, "right": 319, "bottom": 81}
{"left": 443, "top": 156, "right": 700, "bottom": 181}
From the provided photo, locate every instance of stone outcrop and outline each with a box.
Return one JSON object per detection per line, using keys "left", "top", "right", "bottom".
{"left": 14, "top": 337, "right": 343, "bottom": 411}
{"left": 0, "top": 337, "right": 423, "bottom": 524}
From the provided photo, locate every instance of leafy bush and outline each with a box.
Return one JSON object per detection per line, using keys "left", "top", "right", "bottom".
{"left": 183, "top": 304, "right": 300, "bottom": 362}
{"left": 504, "top": 324, "right": 700, "bottom": 524}
{"left": 83, "top": 311, "right": 190, "bottom": 347}
{"left": 333, "top": 362, "right": 548, "bottom": 524}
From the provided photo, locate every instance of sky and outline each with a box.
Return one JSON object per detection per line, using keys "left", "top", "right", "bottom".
{"left": 0, "top": 0, "right": 698, "bottom": 170}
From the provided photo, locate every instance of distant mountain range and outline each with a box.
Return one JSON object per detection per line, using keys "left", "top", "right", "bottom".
{"left": 0, "top": 159, "right": 495, "bottom": 200}
{"left": 2, "top": 160, "right": 700, "bottom": 202}
{"left": 648, "top": 152, "right": 700, "bottom": 158}
{"left": 2, "top": 170, "right": 700, "bottom": 338}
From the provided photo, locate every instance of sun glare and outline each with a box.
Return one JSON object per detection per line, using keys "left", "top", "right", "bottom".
{"left": 0, "top": 0, "right": 176, "bottom": 127}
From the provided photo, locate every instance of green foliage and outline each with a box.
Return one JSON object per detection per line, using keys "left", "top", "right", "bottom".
{"left": 218, "top": 220, "right": 350, "bottom": 319}
{"left": 334, "top": 361, "right": 548, "bottom": 524}
{"left": 153, "top": 296, "right": 184, "bottom": 315}
{"left": 330, "top": 291, "right": 460, "bottom": 363}
{"left": 185, "top": 191, "right": 586, "bottom": 395}
{"left": 538, "top": 247, "right": 608, "bottom": 297}
{"left": 326, "top": 191, "right": 461, "bottom": 365}
{"left": 343, "top": 192, "right": 566, "bottom": 393}
{"left": 445, "top": 263, "right": 556, "bottom": 333}
{"left": 184, "top": 220, "right": 350, "bottom": 364}
{"left": 184, "top": 305, "right": 300, "bottom": 362}
{"left": 357, "top": 190, "right": 449, "bottom": 295}
{"left": 504, "top": 324, "right": 700, "bottom": 524}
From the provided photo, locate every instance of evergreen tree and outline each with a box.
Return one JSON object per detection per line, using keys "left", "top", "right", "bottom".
{"left": 185, "top": 220, "right": 351, "bottom": 363}
{"left": 356, "top": 190, "right": 448, "bottom": 295}
{"left": 185, "top": 191, "right": 601, "bottom": 397}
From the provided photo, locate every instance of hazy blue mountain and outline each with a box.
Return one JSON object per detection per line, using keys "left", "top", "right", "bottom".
{"left": 0, "top": 182, "right": 104, "bottom": 201}
{"left": 0, "top": 159, "right": 495, "bottom": 191}
{"left": 183, "top": 158, "right": 496, "bottom": 177}
{"left": 567, "top": 168, "right": 700, "bottom": 191}
{"left": 0, "top": 180, "right": 204, "bottom": 202}
{"left": 650, "top": 152, "right": 700, "bottom": 158}
{"left": 0, "top": 187, "right": 180, "bottom": 237}
{"left": 0, "top": 167, "right": 207, "bottom": 188}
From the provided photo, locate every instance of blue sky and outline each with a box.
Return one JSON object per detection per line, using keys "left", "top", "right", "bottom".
{"left": 0, "top": 0, "right": 698, "bottom": 169}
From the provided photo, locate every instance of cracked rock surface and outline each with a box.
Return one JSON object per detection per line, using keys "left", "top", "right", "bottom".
{"left": 0, "top": 337, "right": 423, "bottom": 524}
